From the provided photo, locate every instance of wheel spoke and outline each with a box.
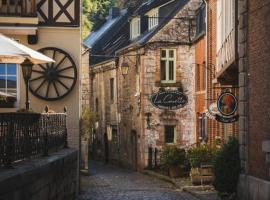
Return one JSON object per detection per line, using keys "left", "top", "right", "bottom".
{"left": 30, "top": 75, "right": 44, "bottom": 82}
{"left": 50, "top": 50, "right": 57, "bottom": 68}
{"left": 57, "top": 66, "right": 74, "bottom": 73}
{"left": 54, "top": 55, "right": 67, "bottom": 70}
{"left": 38, "top": 64, "right": 46, "bottom": 71}
{"left": 53, "top": 82, "right": 60, "bottom": 97}
{"left": 34, "top": 79, "right": 46, "bottom": 93}
{"left": 56, "top": 79, "right": 69, "bottom": 90}
{"left": 58, "top": 75, "right": 75, "bottom": 80}
{"left": 32, "top": 69, "right": 44, "bottom": 74}
{"left": 46, "top": 81, "right": 51, "bottom": 98}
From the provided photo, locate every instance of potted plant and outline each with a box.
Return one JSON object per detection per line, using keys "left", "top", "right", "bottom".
{"left": 187, "top": 145, "right": 215, "bottom": 184}
{"left": 160, "top": 145, "right": 186, "bottom": 178}
{"left": 81, "top": 107, "right": 98, "bottom": 173}
{"left": 0, "top": 95, "right": 16, "bottom": 108}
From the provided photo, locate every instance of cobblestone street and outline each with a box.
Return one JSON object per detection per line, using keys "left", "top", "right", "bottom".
{"left": 78, "top": 161, "right": 199, "bottom": 200}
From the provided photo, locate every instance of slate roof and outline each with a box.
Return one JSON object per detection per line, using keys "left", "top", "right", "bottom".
{"left": 84, "top": 0, "right": 190, "bottom": 65}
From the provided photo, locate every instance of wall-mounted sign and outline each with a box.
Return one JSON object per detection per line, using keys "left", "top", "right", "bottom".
{"left": 150, "top": 89, "right": 188, "bottom": 110}
{"left": 206, "top": 92, "right": 239, "bottom": 123}
{"left": 215, "top": 92, "right": 238, "bottom": 123}
{"left": 217, "top": 92, "right": 238, "bottom": 116}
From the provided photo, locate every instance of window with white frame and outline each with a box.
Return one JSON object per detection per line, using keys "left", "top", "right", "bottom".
{"left": 160, "top": 49, "right": 176, "bottom": 83}
{"left": 0, "top": 63, "right": 18, "bottom": 107}
{"left": 216, "top": 0, "right": 235, "bottom": 52}
{"left": 130, "top": 17, "right": 141, "bottom": 39}
{"left": 147, "top": 8, "right": 159, "bottom": 30}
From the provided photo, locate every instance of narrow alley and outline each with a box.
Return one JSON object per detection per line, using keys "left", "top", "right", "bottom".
{"left": 78, "top": 161, "right": 199, "bottom": 200}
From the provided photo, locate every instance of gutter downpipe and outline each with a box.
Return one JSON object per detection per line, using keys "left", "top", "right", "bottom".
{"left": 203, "top": 0, "right": 209, "bottom": 142}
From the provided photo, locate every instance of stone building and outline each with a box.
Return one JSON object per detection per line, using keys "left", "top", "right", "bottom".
{"left": 84, "top": 0, "right": 205, "bottom": 170}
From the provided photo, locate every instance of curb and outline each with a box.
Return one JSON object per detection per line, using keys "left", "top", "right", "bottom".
{"left": 141, "top": 170, "right": 178, "bottom": 187}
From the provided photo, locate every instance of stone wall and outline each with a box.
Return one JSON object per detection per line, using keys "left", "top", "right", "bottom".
{"left": 0, "top": 149, "right": 78, "bottom": 200}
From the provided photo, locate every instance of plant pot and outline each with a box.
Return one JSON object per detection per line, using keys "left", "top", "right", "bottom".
{"left": 169, "top": 165, "right": 181, "bottom": 178}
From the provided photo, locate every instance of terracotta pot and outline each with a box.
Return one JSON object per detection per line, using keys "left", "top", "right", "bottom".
{"left": 169, "top": 165, "right": 181, "bottom": 178}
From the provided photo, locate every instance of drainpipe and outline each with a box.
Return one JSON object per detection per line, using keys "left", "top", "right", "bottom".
{"left": 203, "top": 0, "right": 209, "bottom": 142}
{"left": 115, "top": 57, "right": 121, "bottom": 166}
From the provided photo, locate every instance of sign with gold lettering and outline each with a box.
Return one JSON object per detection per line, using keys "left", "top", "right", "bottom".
{"left": 150, "top": 89, "right": 188, "bottom": 110}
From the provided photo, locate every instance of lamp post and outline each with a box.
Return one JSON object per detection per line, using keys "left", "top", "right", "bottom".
{"left": 21, "top": 58, "right": 33, "bottom": 111}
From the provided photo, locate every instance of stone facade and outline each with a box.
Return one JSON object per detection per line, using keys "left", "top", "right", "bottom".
{"left": 0, "top": 149, "right": 78, "bottom": 200}
{"left": 89, "top": 0, "right": 203, "bottom": 170}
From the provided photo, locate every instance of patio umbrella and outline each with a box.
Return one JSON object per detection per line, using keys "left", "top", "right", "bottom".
{"left": 0, "top": 34, "right": 54, "bottom": 64}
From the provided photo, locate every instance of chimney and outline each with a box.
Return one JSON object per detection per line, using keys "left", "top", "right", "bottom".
{"left": 109, "top": 7, "right": 120, "bottom": 19}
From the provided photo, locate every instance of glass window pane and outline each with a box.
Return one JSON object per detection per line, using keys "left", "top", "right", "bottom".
{"left": 165, "top": 126, "right": 175, "bottom": 143}
{"left": 169, "top": 61, "right": 174, "bottom": 80}
{"left": 7, "top": 64, "right": 16, "bottom": 75}
{"left": 7, "top": 76, "right": 16, "bottom": 88}
{"left": 169, "top": 50, "right": 174, "bottom": 58}
{"left": 161, "top": 50, "right": 166, "bottom": 58}
{"left": 0, "top": 64, "right": 6, "bottom": 75}
{"left": 160, "top": 60, "right": 166, "bottom": 80}
{"left": 0, "top": 76, "right": 6, "bottom": 88}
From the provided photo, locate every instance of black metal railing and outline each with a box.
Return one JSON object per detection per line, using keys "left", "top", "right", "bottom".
{"left": 0, "top": 110, "right": 67, "bottom": 168}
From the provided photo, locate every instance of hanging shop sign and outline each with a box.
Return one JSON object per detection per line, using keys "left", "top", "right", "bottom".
{"left": 215, "top": 92, "right": 238, "bottom": 123}
{"left": 150, "top": 89, "right": 188, "bottom": 110}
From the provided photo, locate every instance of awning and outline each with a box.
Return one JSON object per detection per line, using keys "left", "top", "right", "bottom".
{"left": 0, "top": 34, "right": 54, "bottom": 64}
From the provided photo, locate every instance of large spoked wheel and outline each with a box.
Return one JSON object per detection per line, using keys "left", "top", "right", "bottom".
{"left": 29, "top": 47, "right": 77, "bottom": 101}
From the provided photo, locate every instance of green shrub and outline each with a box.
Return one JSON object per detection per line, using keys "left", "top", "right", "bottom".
{"left": 213, "top": 137, "right": 241, "bottom": 195}
{"left": 160, "top": 145, "right": 186, "bottom": 170}
{"left": 187, "top": 145, "right": 215, "bottom": 168}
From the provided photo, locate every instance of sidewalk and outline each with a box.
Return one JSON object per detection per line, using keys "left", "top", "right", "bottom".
{"left": 142, "top": 170, "right": 220, "bottom": 200}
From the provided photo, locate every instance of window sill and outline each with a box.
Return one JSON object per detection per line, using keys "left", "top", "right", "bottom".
{"left": 155, "top": 81, "right": 182, "bottom": 88}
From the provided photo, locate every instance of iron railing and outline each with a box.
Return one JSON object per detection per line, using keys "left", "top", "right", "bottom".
{"left": 0, "top": 0, "right": 37, "bottom": 17}
{"left": 0, "top": 110, "right": 67, "bottom": 168}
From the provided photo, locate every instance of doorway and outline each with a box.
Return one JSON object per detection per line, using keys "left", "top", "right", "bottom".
{"left": 131, "top": 130, "right": 138, "bottom": 170}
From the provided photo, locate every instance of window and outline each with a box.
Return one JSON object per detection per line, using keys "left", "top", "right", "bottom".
{"left": 195, "top": 62, "right": 206, "bottom": 92}
{"left": 198, "top": 113, "right": 207, "bottom": 141}
{"left": 0, "top": 63, "right": 18, "bottom": 107}
{"left": 216, "top": 0, "right": 235, "bottom": 52}
{"left": 165, "top": 125, "right": 175, "bottom": 144}
{"left": 111, "top": 125, "right": 118, "bottom": 144}
{"left": 147, "top": 9, "right": 159, "bottom": 30}
{"left": 110, "top": 78, "right": 114, "bottom": 102}
{"left": 160, "top": 49, "right": 176, "bottom": 83}
{"left": 130, "top": 17, "right": 141, "bottom": 39}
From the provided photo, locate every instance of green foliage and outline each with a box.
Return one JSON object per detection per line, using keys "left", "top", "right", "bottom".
{"left": 82, "top": 0, "right": 116, "bottom": 39}
{"left": 213, "top": 137, "right": 241, "bottom": 195}
{"left": 81, "top": 106, "right": 98, "bottom": 141}
{"left": 187, "top": 145, "right": 215, "bottom": 168}
{"left": 160, "top": 145, "right": 186, "bottom": 170}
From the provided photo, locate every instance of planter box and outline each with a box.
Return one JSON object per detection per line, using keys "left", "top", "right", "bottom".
{"left": 190, "top": 167, "right": 213, "bottom": 185}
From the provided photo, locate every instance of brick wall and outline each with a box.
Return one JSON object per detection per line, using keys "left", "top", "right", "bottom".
{"left": 247, "top": 0, "right": 270, "bottom": 180}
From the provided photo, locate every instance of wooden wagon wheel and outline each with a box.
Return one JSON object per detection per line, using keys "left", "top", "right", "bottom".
{"left": 29, "top": 47, "right": 77, "bottom": 101}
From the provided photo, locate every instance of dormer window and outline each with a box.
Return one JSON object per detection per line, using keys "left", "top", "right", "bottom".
{"left": 147, "top": 9, "right": 159, "bottom": 30}
{"left": 130, "top": 17, "right": 141, "bottom": 39}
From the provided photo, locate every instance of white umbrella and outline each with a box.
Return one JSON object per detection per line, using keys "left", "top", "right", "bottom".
{"left": 0, "top": 34, "right": 54, "bottom": 64}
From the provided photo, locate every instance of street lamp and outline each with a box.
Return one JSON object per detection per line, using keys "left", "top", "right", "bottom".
{"left": 21, "top": 58, "right": 33, "bottom": 111}
{"left": 121, "top": 60, "right": 129, "bottom": 77}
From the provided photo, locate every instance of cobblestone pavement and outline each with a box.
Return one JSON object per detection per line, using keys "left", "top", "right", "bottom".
{"left": 77, "top": 161, "right": 199, "bottom": 200}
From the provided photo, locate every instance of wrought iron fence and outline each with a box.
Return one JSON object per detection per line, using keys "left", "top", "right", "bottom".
{"left": 0, "top": 111, "right": 67, "bottom": 168}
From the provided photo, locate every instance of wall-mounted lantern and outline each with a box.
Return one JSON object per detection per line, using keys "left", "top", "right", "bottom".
{"left": 121, "top": 57, "right": 129, "bottom": 77}
{"left": 21, "top": 58, "right": 33, "bottom": 111}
